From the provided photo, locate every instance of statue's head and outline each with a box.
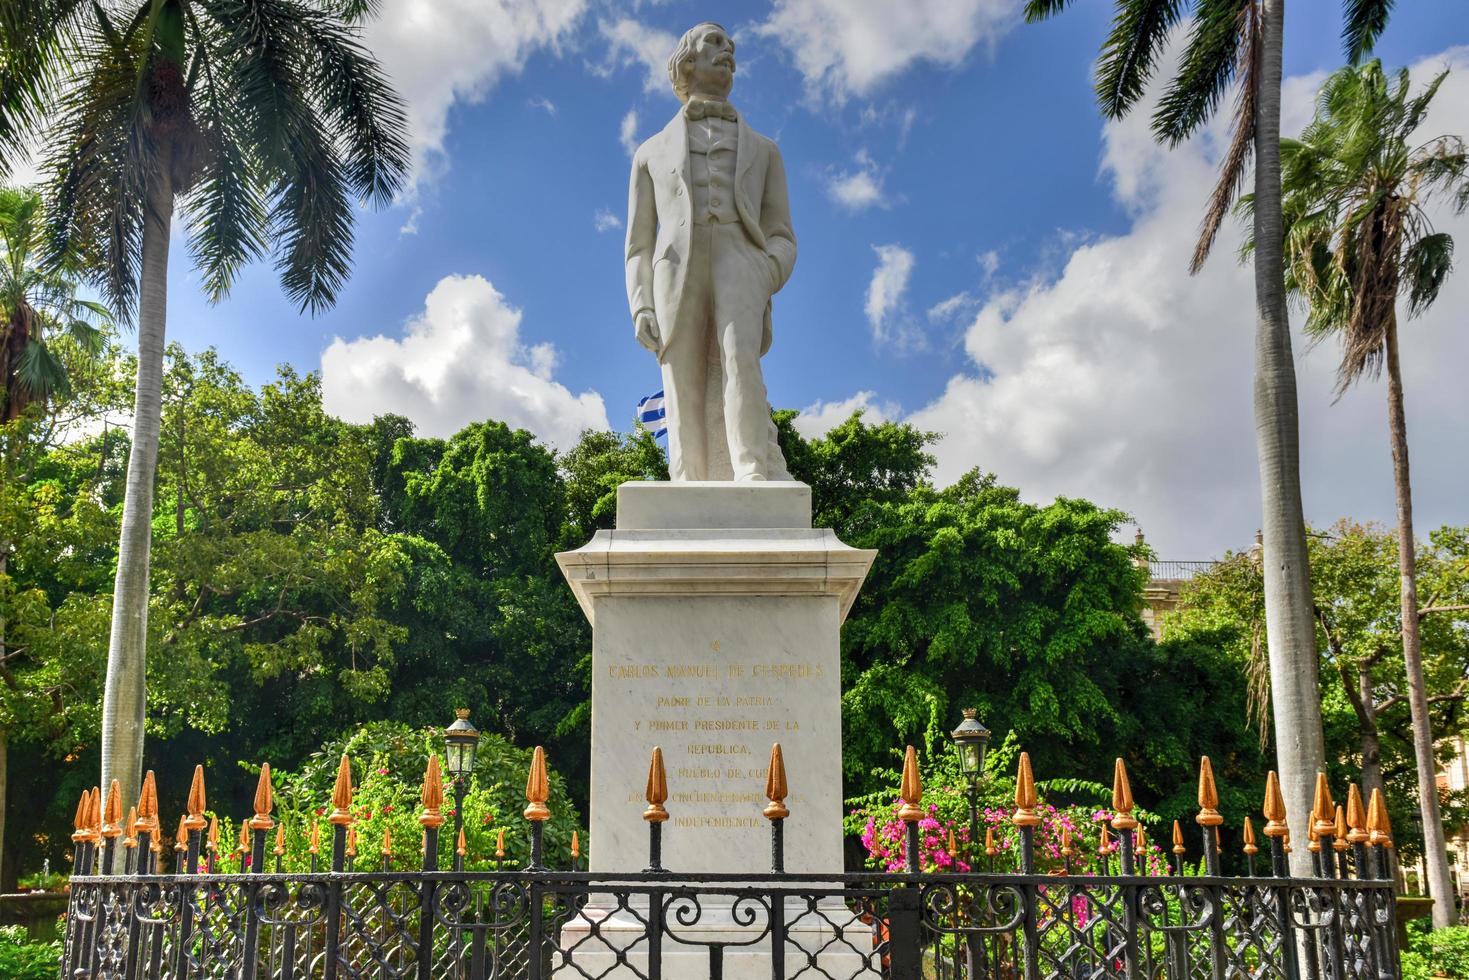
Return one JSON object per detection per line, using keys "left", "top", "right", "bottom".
{"left": 667, "top": 22, "right": 735, "bottom": 104}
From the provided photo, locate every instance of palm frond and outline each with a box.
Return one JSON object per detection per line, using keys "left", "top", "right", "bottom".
{"left": 1095, "top": 0, "right": 1185, "bottom": 120}
{"left": 207, "top": 0, "right": 406, "bottom": 311}
{"left": 1403, "top": 232, "right": 1453, "bottom": 317}
{"left": 43, "top": 14, "right": 153, "bottom": 322}
{"left": 295, "top": 8, "right": 409, "bottom": 205}
{"left": 13, "top": 335, "right": 72, "bottom": 401}
{"left": 180, "top": 6, "right": 267, "bottom": 302}
{"left": 1188, "top": 0, "right": 1258, "bottom": 271}
{"left": 1340, "top": 0, "right": 1393, "bottom": 64}
{"left": 1154, "top": 0, "right": 1252, "bottom": 145}
{"left": 0, "top": 0, "right": 90, "bottom": 173}
{"left": 1023, "top": 0, "right": 1077, "bottom": 22}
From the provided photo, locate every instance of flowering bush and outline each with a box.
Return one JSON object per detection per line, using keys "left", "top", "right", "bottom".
{"left": 847, "top": 735, "right": 1170, "bottom": 877}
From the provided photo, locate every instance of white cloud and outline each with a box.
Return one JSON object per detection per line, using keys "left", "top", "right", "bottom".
{"left": 528, "top": 95, "right": 558, "bottom": 116}
{"left": 865, "top": 244, "right": 917, "bottom": 345}
{"left": 825, "top": 151, "right": 888, "bottom": 210}
{"left": 620, "top": 109, "right": 642, "bottom": 156}
{"left": 978, "top": 250, "right": 1000, "bottom": 277}
{"left": 927, "top": 291, "right": 974, "bottom": 322}
{"left": 321, "top": 274, "right": 609, "bottom": 449}
{"left": 364, "top": 0, "right": 587, "bottom": 184}
{"left": 598, "top": 17, "right": 678, "bottom": 93}
{"left": 753, "top": 0, "right": 1018, "bottom": 101}
{"left": 792, "top": 391, "right": 898, "bottom": 439}
{"left": 903, "top": 47, "right": 1469, "bottom": 558}
{"left": 593, "top": 208, "right": 623, "bottom": 232}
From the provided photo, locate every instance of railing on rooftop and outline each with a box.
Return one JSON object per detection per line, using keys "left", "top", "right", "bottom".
{"left": 1148, "top": 560, "right": 1220, "bottom": 582}
{"left": 61, "top": 749, "right": 1400, "bottom": 979}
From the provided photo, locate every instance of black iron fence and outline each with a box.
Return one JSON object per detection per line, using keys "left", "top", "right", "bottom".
{"left": 60, "top": 749, "right": 1401, "bottom": 979}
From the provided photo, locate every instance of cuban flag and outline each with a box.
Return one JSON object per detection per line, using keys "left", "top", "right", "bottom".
{"left": 637, "top": 389, "right": 668, "bottom": 443}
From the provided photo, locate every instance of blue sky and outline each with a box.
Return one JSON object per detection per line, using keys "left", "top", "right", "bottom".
{"left": 143, "top": 0, "right": 1469, "bottom": 556}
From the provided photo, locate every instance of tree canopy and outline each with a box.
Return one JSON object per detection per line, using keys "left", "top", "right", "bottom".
{"left": 0, "top": 341, "right": 1281, "bottom": 879}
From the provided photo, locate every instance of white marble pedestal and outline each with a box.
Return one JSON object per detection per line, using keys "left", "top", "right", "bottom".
{"left": 554, "top": 481, "right": 879, "bottom": 977}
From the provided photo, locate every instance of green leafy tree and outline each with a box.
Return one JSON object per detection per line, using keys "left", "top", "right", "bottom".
{"left": 0, "top": 331, "right": 126, "bottom": 886}
{"left": 1262, "top": 62, "right": 1468, "bottom": 924}
{"left": 779, "top": 412, "right": 1264, "bottom": 827}
{"left": 1168, "top": 521, "right": 1469, "bottom": 873}
{"left": 265, "top": 721, "right": 584, "bottom": 873}
{"left": 1023, "top": 0, "right": 1396, "bottom": 869}
{"left": 0, "top": 0, "right": 410, "bottom": 819}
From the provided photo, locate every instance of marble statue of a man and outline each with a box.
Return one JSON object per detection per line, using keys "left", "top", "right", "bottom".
{"left": 625, "top": 22, "right": 794, "bottom": 481}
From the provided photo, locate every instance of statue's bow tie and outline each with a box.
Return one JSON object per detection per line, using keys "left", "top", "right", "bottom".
{"left": 685, "top": 99, "right": 737, "bottom": 122}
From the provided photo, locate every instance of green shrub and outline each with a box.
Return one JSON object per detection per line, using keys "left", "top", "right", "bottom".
{"left": 234, "top": 720, "right": 584, "bottom": 874}
{"left": 0, "top": 926, "right": 61, "bottom": 980}
{"left": 1402, "top": 924, "right": 1469, "bottom": 979}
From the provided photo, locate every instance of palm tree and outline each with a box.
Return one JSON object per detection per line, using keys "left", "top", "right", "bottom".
{"left": 1272, "top": 61, "right": 1467, "bottom": 925}
{"left": 0, "top": 185, "right": 108, "bottom": 421}
{"left": 0, "top": 0, "right": 409, "bottom": 817}
{"left": 1023, "top": 0, "right": 1393, "bottom": 868}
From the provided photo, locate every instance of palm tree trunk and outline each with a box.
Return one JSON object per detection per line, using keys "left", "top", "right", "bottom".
{"left": 1251, "top": 0, "right": 1326, "bottom": 877}
{"left": 99, "top": 170, "right": 172, "bottom": 840}
{"left": 1385, "top": 313, "right": 1453, "bottom": 925}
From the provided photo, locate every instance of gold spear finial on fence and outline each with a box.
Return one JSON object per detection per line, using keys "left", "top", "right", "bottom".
{"left": 898, "top": 746, "right": 924, "bottom": 823}
{"left": 238, "top": 819, "right": 250, "bottom": 856}
{"left": 496, "top": 828, "right": 506, "bottom": 861}
{"left": 87, "top": 787, "right": 102, "bottom": 842}
{"left": 251, "top": 764, "right": 275, "bottom": 831}
{"left": 1099, "top": 826, "right": 1112, "bottom": 856}
{"left": 381, "top": 825, "right": 392, "bottom": 859}
{"left": 643, "top": 746, "right": 668, "bottom": 823}
{"left": 71, "top": 792, "right": 90, "bottom": 844}
{"left": 1307, "top": 827, "right": 1320, "bottom": 853}
{"left": 420, "top": 754, "right": 445, "bottom": 830}
{"left": 571, "top": 831, "right": 581, "bottom": 863}
{"left": 1311, "top": 772, "right": 1336, "bottom": 838}
{"left": 185, "top": 765, "right": 207, "bottom": 832}
{"left": 984, "top": 827, "right": 996, "bottom": 857}
{"left": 175, "top": 816, "right": 188, "bottom": 855}
{"left": 1367, "top": 788, "right": 1393, "bottom": 847}
{"left": 206, "top": 816, "right": 219, "bottom": 856}
{"left": 329, "top": 755, "right": 355, "bottom": 827}
{"left": 124, "top": 807, "right": 139, "bottom": 851}
{"left": 1333, "top": 806, "right": 1349, "bottom": 852}
{"left": 347, "top": 826, "right": 358, "bottom": 858}
{"left": 1060, "top": 825, "right": 1074, "bottom": 858}
{"left": 309, "top": 821, "right": 320, "bottom": 856}
{"left": 1172, "top": 820, "right": 1185, "bottom": 856}
{"left": 1242, "top": 817, "right": 1258, "bottom": 856}
{"left": 525, "top": 746, "right": 551, "bottom": 823}
{"left": 102, "top": 780, "right": 123, "bottom": 839}
{"left": 1262, "top": 770, "right": 1288, "bottom": 838}
{"left": 1012, "top": 752, "right": 1041, "bottom": 828}
{"left": 1136, "top": 827, "right": 1148, "bottom": 859}
{"left": 137, "top": 771, "right": 160, "bottom": 838}
{"left": 1111, "top": 759, "right": 1138, "bottom": 831}
{"left": 764, "top": 743, "right": 790, "bottom": 820}
{"left": 1196, "top": 757, "right": 1223, "bottom": 827}
{"left": 1346, "top": 785, "right": 1369, "bottom": 844}
{"left": 273, "top": 824, "right": 285, "bottom": 859}
{"left": 456, "top": 827, "right": 467, "bottom": 860}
